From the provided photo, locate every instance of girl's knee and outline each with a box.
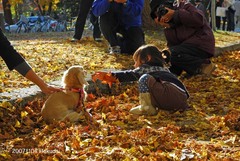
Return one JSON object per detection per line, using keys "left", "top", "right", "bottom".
{"left": 139, "top": 74, "right": 151, "bottom": 85}
{"left": 138, "top": 74, "right": 153, "bottom": 93}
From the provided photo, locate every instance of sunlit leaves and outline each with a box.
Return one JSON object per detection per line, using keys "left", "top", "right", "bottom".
{"left": 0, "top": 31, "right": 240, "bottom": 160}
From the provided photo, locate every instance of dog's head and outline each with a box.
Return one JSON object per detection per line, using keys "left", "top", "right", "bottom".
{"left": 62, "top": 66, "right": 88, "bottom": 89}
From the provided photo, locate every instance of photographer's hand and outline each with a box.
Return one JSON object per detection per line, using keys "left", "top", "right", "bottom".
{"left": 114, "top": 0, "right": 127, "bottom": 4}
{"left": 155, "top": 18, "right": 171, "bottom": 28}
{"left": 161, "top": 7, "right": 175, "bottom": 23}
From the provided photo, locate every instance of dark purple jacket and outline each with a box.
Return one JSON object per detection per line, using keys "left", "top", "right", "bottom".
{"left": 165, "top": 2, "right": 215, "bottom": 55}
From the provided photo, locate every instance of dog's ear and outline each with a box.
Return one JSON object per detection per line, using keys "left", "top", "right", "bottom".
{"left": 77, "top": 68, "right": 89, "bottom": 85}
{"left": 61, "top": 69, "right": 69, "bottom": 87}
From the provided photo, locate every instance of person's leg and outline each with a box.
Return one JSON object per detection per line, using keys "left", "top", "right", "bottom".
{"left": 99, "top": 11, "right": 119, "bottom": 47}
{"left": 131, "top": 74, "right": 189, "bottom": 113}
{"left": 226, "top": 10, "right": 232, "bottom": 31}
{"left": 236, "top": 16, "right": 240, "bottom": 28}
{"left": 73, "top": 0, "right": 93, "bottom": 40}
{"left": 148, "top": 76, "right": 189, "bottom": 112}
{"left": 169, "top": 44, "right": 213, "bottom": 76}
{"left": 90, "top": 9, "right": 101, "bottom": 40}
{"left": 129, "top": 74, "right": 157, "bottom": 115}
{"left": 216, "top": 16, "right": 221, "bottom": 29}
{"left": 229, "top": 12, "right": 235, "bottom": 31}
{"left": 222, "top": 16, "right": 227, "bottom": 30}
{"left": 120, "top": 26, "right": 145, "bottom": 54}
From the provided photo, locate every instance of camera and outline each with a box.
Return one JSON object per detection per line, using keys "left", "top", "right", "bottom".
{"left": 156, "top": 4, "right": 169, "bottom": 19}
{"left": 150, "top": 0, "right": 174, "bottom": 20}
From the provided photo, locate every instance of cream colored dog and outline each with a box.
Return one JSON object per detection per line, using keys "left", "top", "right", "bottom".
{"left": 41, "top": 66, "right": 88, "bottom": 124}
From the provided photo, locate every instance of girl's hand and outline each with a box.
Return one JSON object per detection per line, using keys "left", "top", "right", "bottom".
{"left": 92, "top": 72, "right": 118, "bottom": 87}
{"left": 114, "top": 0, "right": 127, "bottom": 4}
{"left": 92, "top": 72, "right": 108, "bottom": 82}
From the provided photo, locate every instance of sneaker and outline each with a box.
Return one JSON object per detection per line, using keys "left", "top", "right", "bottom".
{"left": 109, "top": 46, "right": 121, "bottom": 54}
{"left": 201, "top": 62, "right": 216, "bottom": 75}
{"left": 71, "top": 38, "right": 79, "bottom": 42}
{"left": 94, "top": 37, "right": 103, "bottom": 42}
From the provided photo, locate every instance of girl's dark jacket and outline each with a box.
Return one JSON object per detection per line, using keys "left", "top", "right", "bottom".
{"left": 165, "top": 2, "right": 215, "bottom": 55}
{"left": 0, "top": 28, "right": 31, "bottom": 75}
{"left": 111, "top": 63, "right": 189, "bottom": 98}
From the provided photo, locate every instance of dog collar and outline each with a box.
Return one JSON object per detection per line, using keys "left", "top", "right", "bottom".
{"left": 68, "top": 88, "right": 85, "bottom": 111}
{"left": 69, "top": 88, "right": 83, "bottom": 93}
{"left": 69, "top": 88, "right": 84, "bottom": 100}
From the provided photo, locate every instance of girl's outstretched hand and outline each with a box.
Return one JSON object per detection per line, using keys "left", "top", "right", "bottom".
{"left": 92, "top": 72, "right": 118, "bottom": 87}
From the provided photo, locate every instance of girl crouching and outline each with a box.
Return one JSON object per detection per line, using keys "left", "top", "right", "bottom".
{"left": 92, "top": 44, "right": 189, "bottom": 115}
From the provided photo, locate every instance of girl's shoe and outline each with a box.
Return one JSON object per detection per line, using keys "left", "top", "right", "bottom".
{"left": 130, "top": 93, "right": 157, "bottom": 116}
{"left": 109, "top": 46, "right": 121, "bottom": 54}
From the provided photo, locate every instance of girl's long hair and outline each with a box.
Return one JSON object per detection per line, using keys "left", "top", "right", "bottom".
{"left": 133, "top": 44, "right": 166, "bottom": 67}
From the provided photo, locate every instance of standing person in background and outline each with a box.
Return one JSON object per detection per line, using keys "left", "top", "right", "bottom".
{"left": 216, "top": 0, "right": 223, "bottom": 30}
{"left": 222, "top": 0, "right": 236, "bottom": 31}
{"left": 222, "top": 1, "right": 228, "bottom": 30}
{"left": 233, "top": 0, "right": 240, "bottom": 31}
{"left": 207, "top": 0, "right": 223, "bottom": 29}
{"left": 149, "top": 0, "right": 216, "bottom": 77}
{"left": 92, "top": 45, "right": 189, "bottom": 115}
{"left": 92, "top": 0, "right": 145, "bottom": 54}
{"left": 0, "top": 28, "right": 61, "bottom": 94}
{"left": 195, "top": 0, "right": 208, "bottom": 19}
{"left": 89, "top": 9, "right": 102, "bottom": 42}
{"left": 71, "top": 0, "right": 102, "bottom": 42}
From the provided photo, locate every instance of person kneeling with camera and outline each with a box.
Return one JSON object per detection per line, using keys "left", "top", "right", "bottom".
{"left": 150, "top": 0, "right": 216, "bottom": 77}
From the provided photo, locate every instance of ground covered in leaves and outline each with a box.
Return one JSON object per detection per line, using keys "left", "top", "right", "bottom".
{"left": 0, "top": 30, "right": 240, "bottom": 160}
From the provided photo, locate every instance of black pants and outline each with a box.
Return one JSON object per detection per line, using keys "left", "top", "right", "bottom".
{"left": 216, "top": 16, "right": 221, "bottom": 29}
{"left": 222, "top": 16, "right": 227, "bottom": 31}
{"left": 99, "top": 11, "right": 145, "bottom": 54}
{"left": 226, "top": 9, "right": 235, "bottom": 31}
{"left": 89, "top": 10, "right": 101, "bottom": 39}
{"left": 73, "top": 0, "right": 101, "bottom": 40}
{"left": 169, "top": 44, "right": 212, "bottom": 76}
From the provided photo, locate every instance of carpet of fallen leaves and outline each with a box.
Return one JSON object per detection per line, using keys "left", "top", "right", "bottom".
{"left": 0, "top": 29, "right": 240, "bottom": 160}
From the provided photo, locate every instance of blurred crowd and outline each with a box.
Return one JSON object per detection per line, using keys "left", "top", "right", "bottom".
{"left": 195, "top": 0, "right": 240, "bottom": 32}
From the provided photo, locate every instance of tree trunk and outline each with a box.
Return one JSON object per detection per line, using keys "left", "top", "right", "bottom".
{"left": 37, "top": 2, "right": 43, "bottom": 15}
{"left": 142, "top": 0, "right": 158, "bottom": 29}
{"left": 0, "top": 13, "right": 4, "bottom": 31}
{"left": 48, "top": 2, "right": 53, "bottom": 15}
{"left": 3, "top": 0, "right": 13, "bottom": 25}
{"left": 14, "top": 3, "right": 24, "bottom": 21}
{"left": 211, "top": 0, "right": 216, "bottom": 31}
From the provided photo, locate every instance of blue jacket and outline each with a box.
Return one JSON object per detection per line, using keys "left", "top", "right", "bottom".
{"left": 92, "top": 0, "right": 144, "bottom": 29}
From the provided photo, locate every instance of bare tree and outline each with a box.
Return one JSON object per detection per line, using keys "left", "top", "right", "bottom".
{"left": 211, "top": 0, "right": 216, "bottom": 31}
{"left": 142, "top": 0, "right": 158, "bottom": 29}
{"left": 3, "top": 0, "right": 13, "bottom": 24}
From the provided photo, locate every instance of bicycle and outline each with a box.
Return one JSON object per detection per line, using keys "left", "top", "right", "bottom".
{"left": 55, "top": 20, "right": 67, "bottom": 32}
